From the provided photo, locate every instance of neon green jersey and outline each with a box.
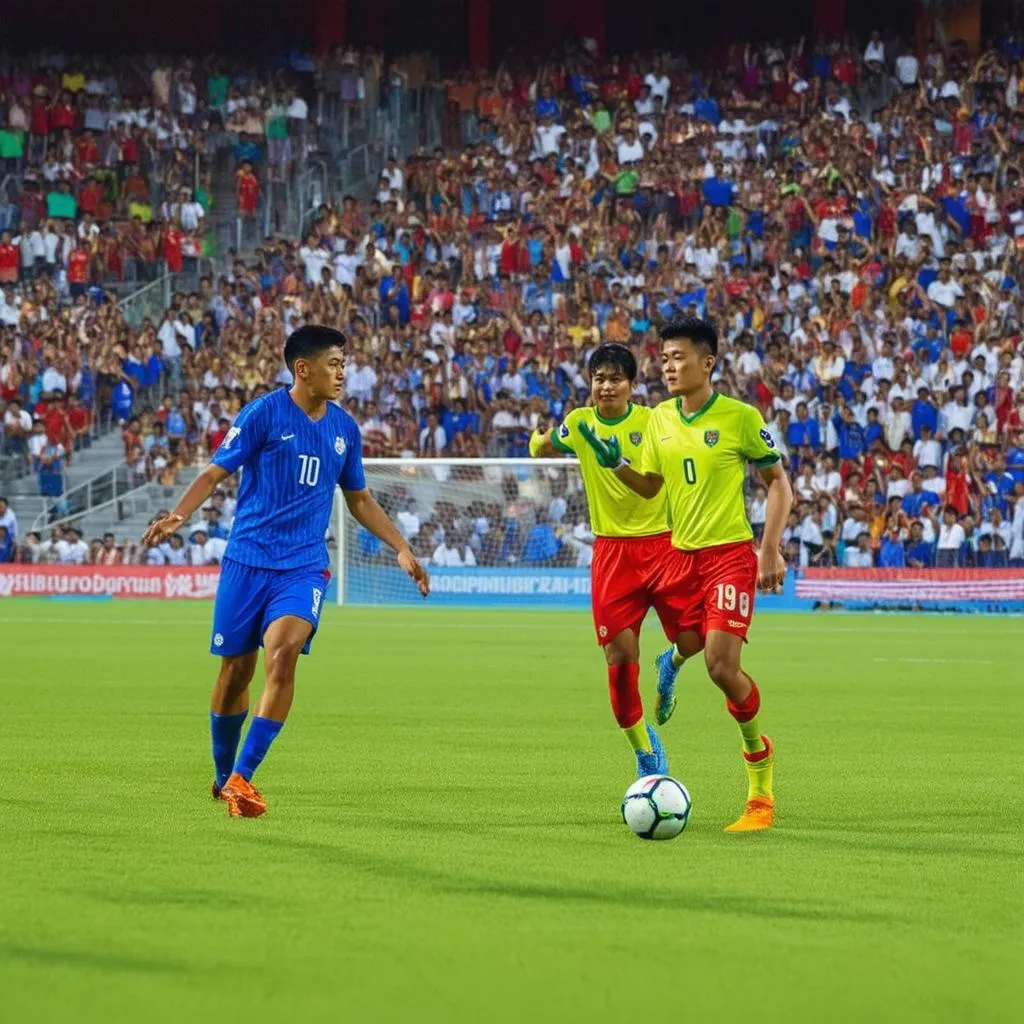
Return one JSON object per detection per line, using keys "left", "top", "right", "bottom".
{"left": 552, "top": 404, "right": 669, "bottom": 538}
{"left": 640, "top": 392, "right": 780, "bottom": 551}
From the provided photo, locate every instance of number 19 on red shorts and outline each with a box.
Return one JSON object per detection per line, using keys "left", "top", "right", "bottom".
{"left": 668, "top": 541, "right": 759, "bottom": 640}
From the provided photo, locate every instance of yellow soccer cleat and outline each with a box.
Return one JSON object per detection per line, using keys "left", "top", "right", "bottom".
{"left": 724, "top": 796, "right": 775, "bottom": 832}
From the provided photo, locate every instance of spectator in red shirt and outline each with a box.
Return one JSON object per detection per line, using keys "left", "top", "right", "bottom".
{"left": 0, "top": 233, "right": 19, "bottom": 284}
{"left": 236, "top": 162, "right": 260, "bottom": 214}
{"left": 67, "top": 244, "right": 90, "bottom": 297}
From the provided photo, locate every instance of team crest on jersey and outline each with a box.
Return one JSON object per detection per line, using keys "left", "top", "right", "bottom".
{"left": 335, "top": 436, "right": 346, "bottom": 455}
{"left": 704, "top": 429, "right": 720, "bottom": 448}
{"left": 629, "top": 431, "right": 642, "bottom": 446}
{"left": 558, "top": 422, "right": 570, "bottom": 439}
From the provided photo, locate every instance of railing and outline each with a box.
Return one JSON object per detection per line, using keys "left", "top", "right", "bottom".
{"left": 30, "top": 468, "right": 201, "bottom": 535}
{"left": 116, "top": 273, "right": 172, "bottom": 328}
{"left": 31, "top": 463, "right": 136, "bottom": 532}
{"left": 31, "top": 480, "right": 178, "bottom": 536}
{"left": 114, "top": 265, "right": 217, "bottom": 327}
{"left": 316, "top": 86, "right": 445, "bottom": 204}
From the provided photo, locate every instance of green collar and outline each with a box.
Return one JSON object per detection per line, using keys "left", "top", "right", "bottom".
{"left": 595, "top": 403, "right": 633, "bottom": 427}
{"left": 676, "top": 392, "right": 719, "bottom": 425}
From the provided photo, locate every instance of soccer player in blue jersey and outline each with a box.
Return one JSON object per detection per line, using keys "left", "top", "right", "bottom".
{"left": 143, "top": 325, "right": 430, "bottom": 818}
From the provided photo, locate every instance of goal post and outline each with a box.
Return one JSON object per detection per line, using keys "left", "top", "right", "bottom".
{"left": 334, "top": 458, "right": 594, "bottom": 608}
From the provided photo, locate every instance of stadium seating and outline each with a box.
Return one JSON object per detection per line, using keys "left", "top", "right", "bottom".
{"left": 1, "top": 34, "right": 1023, "bottom": 568}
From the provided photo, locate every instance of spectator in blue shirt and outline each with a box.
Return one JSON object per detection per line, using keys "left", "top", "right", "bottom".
{"left": 976, "top": 534, "right": 1009, "bottom": 568}
{"left": 878, "top": 527, "right": 906, "bottom": 568}
{"left": 901, "top": 472, "right": 941, "bottom": 517}
{"left": 904, "top": 522, "right": 934, "bottom": 567}
{"left": 1005, "top": 429, "right": 1024, "bottom": 485}
{"left": 145, "top": 346, "right": 164, "bottom": 393}
{"left": 911, "top": 387, "right": 939, "bottom": 440}
{"left": 0, "top": 525, "right": 13, "bottom": 563}
{"left": 123, "top": 350, "right": 146, "bottom": 389}
{"left": 864, "top": 407, "right": 883, "bottom": 449}
{"left": 786, "top": 402, "right": 821, "bottom": 451}
{"left": 835, "top": 406, "right": 866, "bottom": 461}
{"left": 111, "top": 375, "right": 134, "bottom": 424}
{"left": 702, "top": 162, "right": 735, "bottom": 208}
{"left": 535, "top": 86, "right": 560, "bottom": 120}
{"left": 522, "top": 519, "right": 561, "bottom": 564}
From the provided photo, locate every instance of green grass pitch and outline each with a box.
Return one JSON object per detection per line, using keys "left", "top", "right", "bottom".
{"left": 1, "top": 602, "right": 1020, "bottom": 1023}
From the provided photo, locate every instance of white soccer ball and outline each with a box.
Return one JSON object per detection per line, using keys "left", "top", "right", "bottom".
{"left": 621, "top": 775, "right": 692, "bottom": 840}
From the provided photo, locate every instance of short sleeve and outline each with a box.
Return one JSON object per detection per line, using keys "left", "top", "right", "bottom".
{"left": 339, "top": 422, "right": 367, "bottom": 491}
{"left": 550, "top": 410, "right": 578, "bottom": 455}
{"left": 637, "top": 408, "right": 665, "bottom": 476}
{"left": 211, "top": 397, "right": 266, "bottom": 474}
{"left": 742, "top": 405, "right": 782, "bottom": 468}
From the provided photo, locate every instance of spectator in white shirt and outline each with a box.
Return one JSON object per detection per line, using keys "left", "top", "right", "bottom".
{"left": 863, "top": 32, "right": 885, "bottom": 69}
{"left": 885, "top": 396, "right": 913, "bottom": 450}
{"left": 976, "top": 509, "right": 1013, "bottom": 550}
{"left": 895, "top": 46, "right": 919, "bottom": 86}
{"left": 616, "top": 127, "right": 646, "bottom": 164}
{"left": 41, "top": 363, "right": 68, "bottom": 393}
{"left": 162, "top": 534, "right": 189, "bottom": 565}
{"left": 844, "top": 532, "right": 875, "bottom": 567}
{"left": 431, "top": 531, "right": 477, "bottom": 567}
{"left": 418, "top": 412, "right": 447, "bottom": 455}
{"left": 396, "top": 501, "right": 420, "bottom": 540}
{"left": 55, "top": 527, "right": 89, "bottom": 564}
{"left": 811, "top": 456, "right": 842, "bottom": 497}
{"left": 913, "top": 424, "right": 943, "bottom": 469}
{"left": 926, "top": 261, "right": 964, "bottom": 308}
{"left": 936, "top": 507, "right": 966, "bottom": 567}
{"left": 0, "top": 496, "right": 17, "bottom": 539}
{"left": 189, "top": 530, "right": 227, "bottom": 566}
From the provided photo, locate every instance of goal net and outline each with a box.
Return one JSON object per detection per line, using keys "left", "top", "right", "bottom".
{"left": 335, "top": 458, "right": 594, "bottom": 607}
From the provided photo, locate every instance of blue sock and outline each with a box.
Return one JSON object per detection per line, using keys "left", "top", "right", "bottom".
{"left": 210, "top": 711, "right": 248, "bottom": 789}
{"left": 233, "top": 716, "right": 284, "bottom": 782}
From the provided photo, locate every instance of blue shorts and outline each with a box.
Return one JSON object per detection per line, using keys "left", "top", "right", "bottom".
{"left": 210, "top": 558, "right": 328, "bottom": 657}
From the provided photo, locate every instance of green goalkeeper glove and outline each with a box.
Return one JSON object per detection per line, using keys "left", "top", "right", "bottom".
{"left": 578, "top": 422, "right": 628, "bottom": 469}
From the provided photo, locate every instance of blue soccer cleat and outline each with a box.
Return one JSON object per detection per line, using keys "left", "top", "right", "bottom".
{"left": 636, "top": 723, "right": 669, "bottom": 778}
{"left": 654, "top": 647, "right": 681, "bottom": 725}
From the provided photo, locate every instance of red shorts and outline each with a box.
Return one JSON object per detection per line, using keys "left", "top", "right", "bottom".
{"left": 660, "top": 540, "right": 759, "bottom": 641}
{"left": 591, "top": 532, "right": 690, "bottom": 645}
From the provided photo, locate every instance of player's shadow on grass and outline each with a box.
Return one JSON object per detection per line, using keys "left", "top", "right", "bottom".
{"left": 0, "top": 940, "right": 198, "bottom": 977}
{"left": 245, "top": 834, "right": 897, "bottom": 925}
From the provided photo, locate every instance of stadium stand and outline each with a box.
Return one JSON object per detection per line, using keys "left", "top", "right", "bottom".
{"left": 1, "top": 32, "right": 1023, "bottom": 569}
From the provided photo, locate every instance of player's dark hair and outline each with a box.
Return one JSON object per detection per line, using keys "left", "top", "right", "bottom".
{"left": 660, "top": 317, "right": 719, "bottom": 358}
{"left": 284, "top": 325, "right": 347, "bottom": 372}
{"left": 588, "top": 343, "right": 637, "bottom": 382}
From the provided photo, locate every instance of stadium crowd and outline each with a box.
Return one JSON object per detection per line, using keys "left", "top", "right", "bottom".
{"left": 2, "top": 31, "right": 1024, "bottom": 569}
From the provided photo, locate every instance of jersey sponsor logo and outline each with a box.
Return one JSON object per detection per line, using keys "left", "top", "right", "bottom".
{"left": 759, "top": 427, "right": 777, "bottom": 449}
{"left": 335, "top": 436, "right": 346, "bottom": 455}
{"left": 629, "top": 431, "right": 642, "bottom": 445}
{"left": 221, "top": 427, "right": 240, "bottom": 449}
{"left": 281, "top": 432, "right": 295, "bottom": 441}
{"left": 704, "top": 429, "right": 720, "bottom": 447}
{"left": 312, "top": 588, "right": 323, "bottom": 617}
{"left": 213, "top": 632, "right": 224, "bottom": 647}
{"left": 558, "top": 422, "right": 570, "bottom": 439}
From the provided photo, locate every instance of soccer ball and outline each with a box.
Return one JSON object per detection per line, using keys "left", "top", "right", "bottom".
{"left": 621, "top": 775, "right": 692, "bottom": 840}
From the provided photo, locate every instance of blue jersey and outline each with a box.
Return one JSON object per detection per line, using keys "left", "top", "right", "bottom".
{"left": 212, "top": 388, "right": 365, "bottom": 571}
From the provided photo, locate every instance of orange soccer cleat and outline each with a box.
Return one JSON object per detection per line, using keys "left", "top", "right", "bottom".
{"left": 724, "top": 796, "right": 775, "bottom": 833}
{"left": 219, "top": 773, "right": 267, "bottom": 819}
